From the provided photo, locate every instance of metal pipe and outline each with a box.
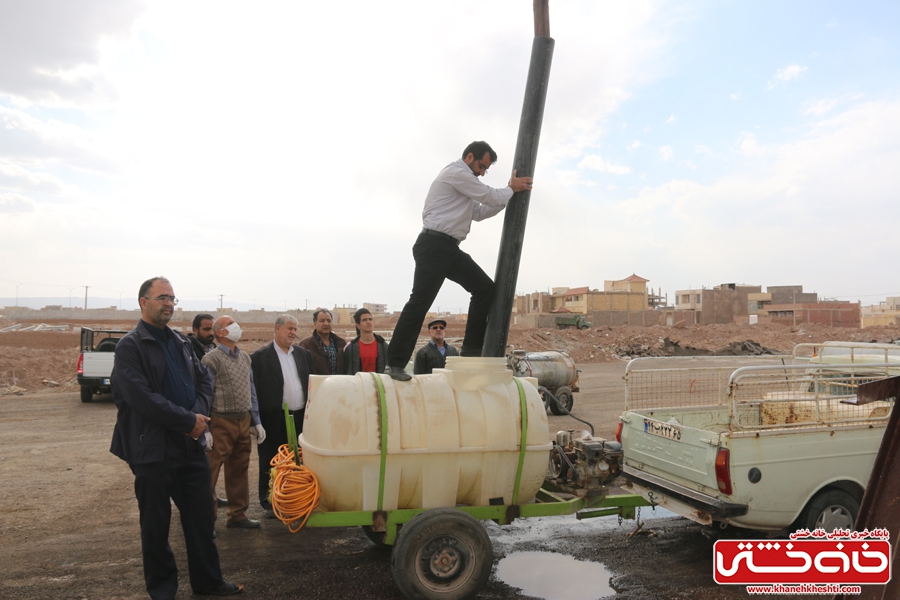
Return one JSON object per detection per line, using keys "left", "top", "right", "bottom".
{"left": 482, "top": 17, "right": 554, "bottom": 357}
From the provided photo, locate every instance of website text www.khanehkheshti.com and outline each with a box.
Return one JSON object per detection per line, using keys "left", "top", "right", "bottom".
{"left": 746, "top": 584, "right": 861, "bottom": 595}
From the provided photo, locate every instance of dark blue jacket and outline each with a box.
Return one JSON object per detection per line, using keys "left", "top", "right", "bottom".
{"left": 110, "top": 320, "right": 214, "bottom": 465}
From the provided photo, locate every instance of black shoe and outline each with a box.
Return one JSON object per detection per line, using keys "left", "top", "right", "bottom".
{"left": 264, "top": 509, "right": 276, "bottom": 519}
{"left": 459, "top": 345, "right": 482, "bottom": 357}
{"left": 217, "top": 495, "right": 228, "bottom": 508}
{"left": 193, "top": 581, "right": 243, "bottom": 596}
{"left": 385, "top": 366, "right": 411, "bottom": 381}
{"left": 226, "top": 518, "right": 261, "bottom": 529}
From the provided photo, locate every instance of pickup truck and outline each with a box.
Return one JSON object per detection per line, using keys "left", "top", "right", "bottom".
{"left": 76, "top": 327, "right": 128, "bottom": 402}
{"left": 617, "top": 344, "right": 896, "bottom": 534}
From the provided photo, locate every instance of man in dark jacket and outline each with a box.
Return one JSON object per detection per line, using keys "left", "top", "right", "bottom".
{"left": 188, "top": 313, "right": 216, "bottom": 359}
{"left": 297, "top": 309, "right": 346, "bottom": 375}
{"left": 413, "top": 318, "right": 459, "bottom": 375}
{"left": 110, "top": 277, "right": 242, "bottom": 598}
{"left": 344, "top": 308, "right": 389, "bottom": 375}
{"left": 250, "top": 315, "right": 313, "bottom": 516}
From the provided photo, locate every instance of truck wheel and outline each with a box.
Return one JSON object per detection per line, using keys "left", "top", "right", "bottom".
{"left": 80, "top": 386, "right": 94, "bottom": 403}
{"left": 391, "top": 508, "right": 492, "bottom": 600}
{"left": 803, "top": 489, "right": 859, "bottom": 533}
{"left": 549, "top": 386, "right": 574, "bottom": 415}
{"left": 579, "top": 325, "right": 588, "bottom": 330}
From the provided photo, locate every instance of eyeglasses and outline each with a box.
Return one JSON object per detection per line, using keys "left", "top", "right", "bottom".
{"left": 475, "top": 160, "right": 490, "bottom": 174}
{"left": 430, "top": 325, "right": 445, "bottom": 330}
{"left": 145, "top": 295, "right": 178, "bottom": 305}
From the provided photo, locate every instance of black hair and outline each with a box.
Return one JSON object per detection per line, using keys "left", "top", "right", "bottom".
{"left": 192, "top": 313, "right": 214, "bottom": 330}
{"left": 313, "top": 308, "right": 333, "bottom": 322}
{"left": 353, "top": 308, "right": 371, "bottom": 324}
{"left": 138, "top": 277, "right": 170, "bottom": 301}
{"left": 462, "top": 141, "right": 497, "bottom": 164}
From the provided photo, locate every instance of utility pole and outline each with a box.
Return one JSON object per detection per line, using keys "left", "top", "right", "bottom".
{"left": 15, "top": 282, "right": 22, "bottom": 307}
{"left": 253, "top": 298, "right": 256, "bottom": 310}
{"left": 482, "top": 0, "right": 554, "bottom": 357}
{"left": 305, "top": 299, "right": 309, "bottom": 311}
{"left": 118, "top": 291, "right": 123, "bottom": 310}
{"left": 218, "top": 294, "right": 224, "bottom": 310}
{"left": 83, "top": 285, "right": 89, "bottom": 311}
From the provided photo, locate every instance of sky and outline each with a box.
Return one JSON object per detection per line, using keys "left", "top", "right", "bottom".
{"left": 2, "top": 0, "right": 899, "bottom": 312}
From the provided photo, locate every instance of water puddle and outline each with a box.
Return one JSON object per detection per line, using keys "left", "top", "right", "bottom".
{"left": 496, "top": 551, "right": 615, "bottom": 600}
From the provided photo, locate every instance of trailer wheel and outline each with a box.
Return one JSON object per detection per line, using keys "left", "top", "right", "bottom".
{"left": 549, "top": 386, "right": 574, "bottom": 415}
{"left": 802, "top": 489, "right": 859, "bottom": 533}
{"left": 80, "top": 386, "right": 94, "bottom": 403}
{"left": 391, "top": 508, "right": 492, "bottom": 600}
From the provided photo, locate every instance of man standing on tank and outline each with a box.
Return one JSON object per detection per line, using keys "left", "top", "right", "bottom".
{"left": 385, "top": 141, "right": 533, "bottom": 381}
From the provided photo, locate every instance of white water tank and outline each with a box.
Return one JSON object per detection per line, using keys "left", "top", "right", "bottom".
{"left": 300, "top": 357, "right": 551, "bottom": 512}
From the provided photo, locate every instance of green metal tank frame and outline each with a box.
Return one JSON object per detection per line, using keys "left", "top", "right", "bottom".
{"left": 281, "top": 374, "right": 649, "bottom": 544}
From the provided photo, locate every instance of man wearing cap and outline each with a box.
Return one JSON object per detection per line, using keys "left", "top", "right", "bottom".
{"left": 413, "top": 318, "right": 459, "bottom": 375}
{"left": 385, "top": 140, "right": 533, "bottom": 381}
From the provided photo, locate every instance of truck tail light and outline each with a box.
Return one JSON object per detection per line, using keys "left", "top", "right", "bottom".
{"left": 615, "top": 421, "right": 623, "bottom": 444}
{"left": 77, "top": 353, "right": 84, "bottom": 375}
{"left": 715, "top": 448, "right": 733, "bottom": 495}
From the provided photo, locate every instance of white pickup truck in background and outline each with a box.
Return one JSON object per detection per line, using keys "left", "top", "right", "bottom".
{"left": 617, "top": 342, "right": 898, "bottom": 534}
{"left": 76, "top": 327, "right": 128, "bottom": 402}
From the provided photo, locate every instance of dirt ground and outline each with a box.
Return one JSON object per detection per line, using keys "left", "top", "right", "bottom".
{"left": 1, "top": 355, "right": 834, "bottom": 599}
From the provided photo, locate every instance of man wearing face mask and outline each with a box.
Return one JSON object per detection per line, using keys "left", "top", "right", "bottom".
{"left": 201, "top": 316, "right": 264, "bottom": 530}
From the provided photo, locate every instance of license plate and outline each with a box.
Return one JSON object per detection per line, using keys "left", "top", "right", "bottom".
{"left": 103, "top": 378, "right": 110, "bottom": 385}
{"left": 644, "top": 419, "right": 681, "bottom": 441}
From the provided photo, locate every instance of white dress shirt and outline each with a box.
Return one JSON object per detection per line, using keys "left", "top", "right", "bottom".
{"left": 274, "top": 342, "right": 305, "bottom": 410}
{"left": 421, "top": 159, "right": 513, "bottom": 241}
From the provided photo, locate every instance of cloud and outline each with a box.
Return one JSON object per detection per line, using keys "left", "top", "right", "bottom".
{"left": 695, "top": 145, "right": 712, "bottom": 155}
{"left": 666, "top": 114, "right": 676, "bottom": 123}
{"left": 739, "top": 133, "right": 762, "bottom": 157}
{"left": 769, "top": 64, "right": 808, "bottom": 88}
{"left": 678, "top": 159, "right": 697, "bottom": 170}
{"left": 730, "top": 93, "right": 740, "bottom": 100}
{"left": 0, "top": 0, "right": 145, "bottom": 107}
{"left": 804, "top": 98, "right": 838, "bottom": 116}
{"left": 605, "top": 100, "right": 900, "bottom": 295}
{"left": 0, "top": 106, "right": 119, "bottom": 173}
{"left": 0, "top": 192, "right": 35, "bottom": 213}
{"left": 629, "top": 140, "right": 642, "bottom": 150}
{"left": 659, "top": 146, "right": 673, "bottom": 160}
{"left": 0, "top": 162, "right": 77, "bottom": 195}
{"left": 578, "top": 154, "right": 632, "bottom": 175}
{"left": 826, "top": 18, "right": 838, "bottom": 28}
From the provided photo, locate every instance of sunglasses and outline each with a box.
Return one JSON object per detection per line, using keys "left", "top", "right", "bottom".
{"left": 430, "top": 325, "right": 445, "bottom": 330}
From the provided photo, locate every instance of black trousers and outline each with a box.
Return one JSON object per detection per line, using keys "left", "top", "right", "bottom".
{"left": 388, "top": 232, "right": 493, "bottom": 368}
{"left": 130, "top": 433, "right": 223, "bottom": 599}
{"left": 257, "top": 408, "right": 304, "bottom": 509}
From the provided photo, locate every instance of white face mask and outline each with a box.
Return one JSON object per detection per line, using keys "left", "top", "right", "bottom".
{"left": 224, "top": 322, "right": 242, "bottom": 342}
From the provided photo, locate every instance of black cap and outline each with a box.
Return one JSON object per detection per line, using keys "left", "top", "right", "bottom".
{"left": 427, "top": 319, "right": 447, "bottom": 329}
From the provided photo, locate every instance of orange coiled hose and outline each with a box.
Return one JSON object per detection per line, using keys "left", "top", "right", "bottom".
{"left": 269, "top": 444, "right": 321, "bottom": 533}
